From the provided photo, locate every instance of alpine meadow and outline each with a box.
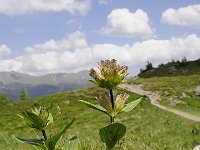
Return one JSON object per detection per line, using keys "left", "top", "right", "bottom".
{"left": 1, "top": 0, "right": 200, "bottom": 150}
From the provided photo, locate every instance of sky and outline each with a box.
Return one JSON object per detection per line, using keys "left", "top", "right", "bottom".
{"left": 0, "top": 0, "right": 200, "bottom": 76}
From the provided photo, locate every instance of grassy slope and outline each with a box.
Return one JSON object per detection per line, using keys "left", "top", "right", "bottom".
{"left": 1, "top": 87, "right": 200, "bottom": 149}
{"left": 128, "top": 75, "right": 200, "bottom": 115}
{"left": 139, "top": 58, "right": 200, "bottom": 78}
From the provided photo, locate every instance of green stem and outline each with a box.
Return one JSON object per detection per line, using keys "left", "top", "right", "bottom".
{"left": 109, "top": 89, "right": 114, "bottom": 123}
{"left": 41, "top": 129, "right": 47, "bottom": 141}
{"left": 110, "top": 116, "right": 114, "bottom": 123}
{"left": 109, "top": 89, "right": 114, "bottom": 109}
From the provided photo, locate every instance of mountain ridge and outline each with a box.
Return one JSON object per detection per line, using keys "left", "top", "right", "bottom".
{"left": 0, "top": 70, "right": 91, "bottom": 100}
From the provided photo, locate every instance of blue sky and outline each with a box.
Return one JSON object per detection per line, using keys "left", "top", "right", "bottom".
{"left": 0, "top": 0, "right": 200, "bottom": 75}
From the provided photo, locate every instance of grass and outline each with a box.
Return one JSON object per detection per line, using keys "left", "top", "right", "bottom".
{"left": 1, "top": 87, "right": 200, "bottom": 149}
{"left": 128, "top": 74, "right": 200, "bottom": 115}
{"left": 138, "top": 58, "right": 200, "bottom": 78}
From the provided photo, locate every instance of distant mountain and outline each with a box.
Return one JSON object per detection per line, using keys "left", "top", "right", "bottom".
{"left": 0, "top": 70, "right": 92, "bottom": 100}
{"left": 138, "top": 58, "right": 200, "bottom": 78}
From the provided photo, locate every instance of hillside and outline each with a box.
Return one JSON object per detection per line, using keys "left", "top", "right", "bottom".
{"left": 1, "top": 87, "right": 200, "bottom": 149}
{"left": 138, "top": 58, "right": 200, "bottom": 78}
{"left": 128, "top": 74, "right": 200, "bottom": 116}
{"left": 0, "top": 70, "right": 91, "bottom": 100}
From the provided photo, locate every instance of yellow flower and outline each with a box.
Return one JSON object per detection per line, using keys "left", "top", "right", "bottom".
{"left": 96, "top": 92, "right": 129, "bottom": 117}
{"left": 89, "top": 59, "right": 128, "bottom": 89}
{"left": 97, "top": 92, "right": 112, "bottom": 112}
{"left": 114, "top": 93, "right": 129, "bottom": 113}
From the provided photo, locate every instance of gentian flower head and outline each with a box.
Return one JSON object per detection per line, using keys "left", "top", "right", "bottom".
{"left": 97, "top": 92, "right": 129, "bottom": 117}
{"left": 89, "top": 59, "right": 128, "bottom": 89}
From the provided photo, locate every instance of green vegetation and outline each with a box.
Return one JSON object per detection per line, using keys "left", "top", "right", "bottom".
{"left": 139, "top": 58, "right": 200, "bottom": 77}
{"left": 1, "top": 87, "right": 200, "bottom": 149}
{"left": 15, "top": 105, "right": 75, "bottom": 150}
{"left": 80, "top": 59, "right": 141, "bottom": 150}
{"left": 128, "top": 75, "right": 200, "bottom": 115}
{"left": 19, "top": 88, "right": 30, "bottom": 101}
{"left": 140, "top": 61, "right": 153, "bottom": 74}
{"left": 0, "top": 92, "right": 12, "bottom": 105}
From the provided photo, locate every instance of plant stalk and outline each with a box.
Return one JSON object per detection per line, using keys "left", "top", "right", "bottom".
{"left": 41, "top": 129, "right": 47, "bottom": 141}
{"left": 109, "top": 89, "right": 114, "bottom": 109}
{"left": 110, "top": 116, "right": 114, "bottom": 123}
{"left": 109, "top": 89, "right": 114, "bottom": 123}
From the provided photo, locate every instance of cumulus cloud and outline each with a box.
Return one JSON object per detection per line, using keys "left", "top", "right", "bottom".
{"left": 0, "top": 32, "right": 200, "bottom": 75}
{"left": 0, "top": 0, "right": 91, "bottom": 16}
{"left": 161, "top": 4, "right": 200, "bottom": 28}
{"left": 101, "top": 8, "right": 154, "bottom": 37}
{"left": 0, "top": 59, "right": 22, "bottom": 72}
{"left": 0, "top": 44, "right": 11, "bottom": 55}
{"left": 19, "top": 31, "right": 90, "bottom": 74}
{"left": 24, "top": 31, "right": 88, "bottom": 53}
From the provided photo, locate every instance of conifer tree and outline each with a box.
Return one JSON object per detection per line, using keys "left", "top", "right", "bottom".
{"left": 19, "top": 89, "right": 29, "bottom": 101}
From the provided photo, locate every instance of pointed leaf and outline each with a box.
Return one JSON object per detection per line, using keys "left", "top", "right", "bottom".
{"left": 66, "top": 136, "right": 83, "bottom": 150}
{"left": 107, "top": 71, "right": 122, "bottom": 87}
{"left": 78, "top": 100, "right": 108, "bottom": 115}
{"left": 47, "top": 113, "right": 53, "bottom": 126}
{"left": 98, "top": 71, "right": 122, "bottom": 89}
{"left": 21, "top": 110, "right": 47, "bottom": 130}
{"left": 45, "top": 118, "right": 75, "bottom": 150}
{"left": 99, "top": 123, "right": 126, "bottom": 150}
{"left": 15, "top": 137, "right": 47, "bottom": 150}
{"left": 121, "top": 98, "right": 142, "bottom": 112}
{"left": 89, "top": 80, "right": 100, "bottom": 86}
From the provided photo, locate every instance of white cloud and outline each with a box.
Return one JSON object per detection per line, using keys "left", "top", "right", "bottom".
{"left": 101, "top": 8, "right": 154, "bottom": 37}
{"left": 0, "top": 0, "right": 91, "bottom": 16}
{"left": 20, "top": 31, "right": 90, "bottom": 74}
{"left": 161, "top": 4, "right": 200, "bottom": 28}
{"left": 24, "top": 31, "right": 88, "bottom": 53}
{"left": 0, "top": 59, "right": 22, "bottom": 72}
{"left": 0, "top": 44, "right": 11, "bottom": 55}
{"left": 1, "top": 32, "right": 200, "bottom": 75}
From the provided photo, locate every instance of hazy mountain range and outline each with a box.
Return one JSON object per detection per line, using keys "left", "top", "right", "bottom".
{"left": 0, "top": 70, "right": 91, "bottom": 100}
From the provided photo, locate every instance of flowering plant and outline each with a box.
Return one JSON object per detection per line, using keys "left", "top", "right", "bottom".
{"left": 15, "top": 105, "right": 75, "bottom": 150}
{"left": 80, "top": 59, "right": 141, "bottom": 149}
{"left": 89, "top": 59, "right": 128, "bottom": 89}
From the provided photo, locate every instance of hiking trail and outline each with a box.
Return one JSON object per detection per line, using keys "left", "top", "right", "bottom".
{"left": 119, "top": 83, "right": 200, "bottom": 122}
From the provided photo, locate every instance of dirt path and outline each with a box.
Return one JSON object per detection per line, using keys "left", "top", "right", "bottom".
{"left": 119, "top": 83, "right": 200, "bottom": 122}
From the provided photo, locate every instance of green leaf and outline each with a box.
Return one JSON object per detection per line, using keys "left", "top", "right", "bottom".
{"left": 97, "top": 71, "right": 122, "bottom": 89}
{"left": 107, "top": 71, "right": 122, "bottom": 88}
{"left": 99, "top": 123, "right": 126, "bottom": 150}
{"left": 21, "top": 110, "right": 48, "bottom": 130}
{"left": 47, "top": 113, "right": 53, "bottom": 126}
{"left": 89, "top": 80, "right": 100, "bottom": 87}
{"left": 45, "top": 118, "right": 75, "bottom": 150}
{"left": 89, "top": 71, "right": 122, "bottom": 89}
{"left": 121, "top": 98, "right": 142, "bottom": 112}
{"left": 78, "top": 100, "right": 108, "bottom": 115}
{"left": 15, "top": 137, "right": 47, "bottom": 150}
{"left": 66, "top": 136, "right": 83, "bottom": 150}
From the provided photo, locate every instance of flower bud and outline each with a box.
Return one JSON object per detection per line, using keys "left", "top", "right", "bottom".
{"left": 97, "top": 92, "right": 112, "bottom": 112}
{"left": 114, "top": 93, "right": 129, "bottom": 113}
